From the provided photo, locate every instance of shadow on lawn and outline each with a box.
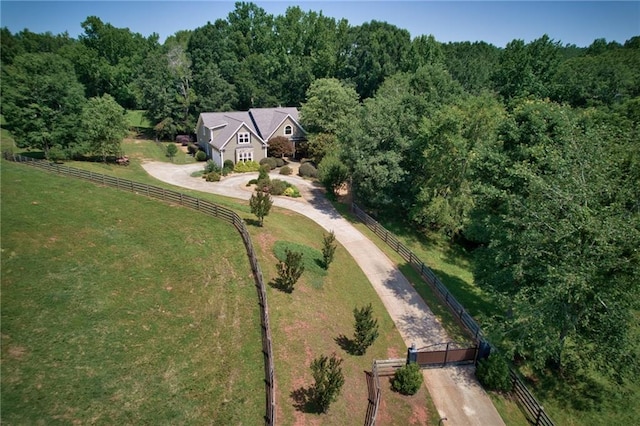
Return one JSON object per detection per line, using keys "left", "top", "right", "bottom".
{"left": 290, "top": 386, "right": 323, "bottom": 414}
{"left": 334, "top": 334, "right": 357, "bottom": 355}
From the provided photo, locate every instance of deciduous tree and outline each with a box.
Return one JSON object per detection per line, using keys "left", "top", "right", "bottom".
{"left": 81, "top": 93, "right": 129, "bottom": 162}
{"left": 249, "top": 190, "right": 273, "bottom": 227}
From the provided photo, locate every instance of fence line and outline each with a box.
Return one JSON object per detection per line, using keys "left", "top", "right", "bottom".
{"left": 351, "top": 203, "right": 554, "bottom": 426}
{"left": 4, "top": 154, "right": 276, "bottom": 425}
{"left": 364, "top": 359, "right": 405, "bottom": 426}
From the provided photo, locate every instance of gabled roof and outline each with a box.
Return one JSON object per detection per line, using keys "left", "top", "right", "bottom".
{"left": 198, "top": 107, "right": 303, "bottom": 150}
{"left": 248, "top": 107, "right": 301, "bottom": 140}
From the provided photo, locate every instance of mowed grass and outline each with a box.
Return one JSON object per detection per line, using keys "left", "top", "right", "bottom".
{"left": 1, "top": 162, "right": 264, "bottom": 424}
{"left": 246, "top": 207, "right": 428, "bottom": 425}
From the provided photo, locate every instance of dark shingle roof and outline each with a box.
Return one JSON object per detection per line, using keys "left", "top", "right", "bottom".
{"left": 199, "top": 108, "right": 301, "bottom": 150}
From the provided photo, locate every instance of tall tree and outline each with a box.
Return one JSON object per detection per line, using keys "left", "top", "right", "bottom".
{"left": 470, "top": 99, "right": 640, "bottom": 380}
{"left": 299, "top": 78, "right": 360, "bottom": 134}
{"left": 409, "top": 94, "right": 505, "bottom": 238}
{"left": 493, "top": 35, "right": 562, "bottom": 100}
{"left": 81, "top": 94, "right": 129, "bottom": 162}
{"left": 1, "top": 52, "right": 85, "bottom": 158}
{"left": 249, "top": 190, "right": 273, "bottom": 226}
{"left": 339, "top": 20, "right": 412, "bottom": 99}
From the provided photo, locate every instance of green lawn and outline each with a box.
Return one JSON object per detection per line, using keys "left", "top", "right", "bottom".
{"left": 1, "top": 162, "right": 264, "bottom": 424}
{"left": 1, "top": 145, "right": 438, "bottom": 424}
{"left": 126, "top": 109, "right": 152, "bottom": 129}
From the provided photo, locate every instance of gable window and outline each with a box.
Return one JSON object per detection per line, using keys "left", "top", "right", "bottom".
{"left": 284, "top": 125, "right": 293, "bottom": 136}
{"left": 238, "top": 132, "right": 250, "bottom": 144}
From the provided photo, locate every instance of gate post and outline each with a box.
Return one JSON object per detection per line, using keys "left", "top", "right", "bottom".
{"left": 407, "top": 343, "right": 417, "bottom": 365}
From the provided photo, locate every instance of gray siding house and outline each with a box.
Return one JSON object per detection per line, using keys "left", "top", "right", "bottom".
{"left": 195, "top": 107, "right": 306, "bottom": 168}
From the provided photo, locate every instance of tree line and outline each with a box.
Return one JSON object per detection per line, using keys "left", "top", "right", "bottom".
{"left": 1, "top": 1, "right": 639, "bottom": 409}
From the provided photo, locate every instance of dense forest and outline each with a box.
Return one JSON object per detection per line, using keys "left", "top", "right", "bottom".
{"left": 2, "top": 1, "right": 639, "bottom": 417}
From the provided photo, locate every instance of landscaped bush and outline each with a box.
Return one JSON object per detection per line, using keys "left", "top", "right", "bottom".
{"left": 280, "top": 165, "right": 292, "bottom": 175}
{"left": 267, "top": 179, "right": 288, "bottom": 196}
{"left": 299, "top": 162, "right": 318, "bottom": 178}
{"left": 392, "top": 363, "right": 423, "bottom": 395}
{"left": 195, "top": 150, "right": 207, "bottom": 161}
{"left": 260, "top": 157, "right": 278, "bottom": 170}
{"left": 234, "top": 160, "right": 261, "bottom": 173}
{"left": 187, "top": 144, "right": 199, "bottom": 156}
{"left": 222, "top": 159, "right": 234, "bottom": 176}
{"left": 283, "top": 186, "right": 300, "bottom": 198}
{"left": 204, "top": 160, "right": 221, "bottom": 174}
{"left": 247, "top": 178, "right": 258, "bottom": 186}
{"left": 204, "top": 172, "right": 221, "bottom": 182}
{"left": 475, "top": 354, "right": 513, "bottom": 392}
{"left": 275, "top": 157, "right": 286, "bottom": 167}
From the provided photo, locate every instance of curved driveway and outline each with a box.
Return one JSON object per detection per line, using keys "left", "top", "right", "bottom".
{"left": 142, "top": 162, "right": 505, "bottom": 426}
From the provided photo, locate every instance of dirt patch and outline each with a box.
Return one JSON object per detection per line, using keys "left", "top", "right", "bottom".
{"left": 7, "top": 345, "right": 27, "bottom": 360}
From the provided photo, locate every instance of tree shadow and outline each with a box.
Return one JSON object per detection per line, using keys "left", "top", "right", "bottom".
{"left": 268, "top": 277, "right": 293, "bottom": 293}
{"left": 314, "top": 258, "right": 327, "bottom": 270}
{"left": 290, "top": 386, "right": 322, "bottom": 414}
{"left": 244, "top": 218, "right": 263, "bottom": 228}
{"left": 334, "top": 334, "right": 357, "bottom": 355}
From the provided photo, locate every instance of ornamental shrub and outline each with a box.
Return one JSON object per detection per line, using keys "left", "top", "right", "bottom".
{"left": 268, "top": 179, "right": 288, "bottom": 196}
{"left": 205, "top": 172, "right": 221, "bottom": 182}
{"left": 187, "top": 144, "right": 198, "bottom": 156}
{"left": 280, "top": 165, "right": 292, "bottom": 175}
{"left": 392, "top": 363, "right": 423, "bottom": 395}
{"left": 195, "top": 150, "right": 207, "bottom": 161}
{"left": 224, "top": 159, "right": 234, "bottom": 170}
{"left": 299, "top": 162, "right": 318, "bottom": 178}
{"left": 260, "top": 157, "right": 278, "bottom": 170}
{"left": 275, "top": 157, "right": 286, "bottom": 167}
{"left": 176, "top": 134, "right": 190, "bottom": 145}
{"left": 475, "top": 354, "right": 513, "bottom": 392}
{"left": 204, "top": 160, "right": 221, "bottom": 174}
{"left": 234, "top": 160, "right": 261, "bottom": 172}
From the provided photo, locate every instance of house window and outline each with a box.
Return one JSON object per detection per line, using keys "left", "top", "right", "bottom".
{"left": 237, "top": 151, "right": 253, "bottom": 162}
{"left": 238, "top": 132, "right": 250, "bottom": 144}
{"left": 284, "top": 125, "right": 293, "bottom": 136}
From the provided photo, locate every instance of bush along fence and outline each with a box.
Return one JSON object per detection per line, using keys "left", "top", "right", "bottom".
{"left": 4, "top": 153, "right": 276, "bottom": 425}
{"left": 351, "top": 203, "right": 554, "bottom": 426}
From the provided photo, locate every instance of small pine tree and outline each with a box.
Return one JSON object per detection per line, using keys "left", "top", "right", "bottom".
{"left": 353, "top": 303, "right": 379, "bottom": 355}
{"left": 249, "top": 190, "right": 273, "bottom": 226}
{"left": 392, "top": 363, "right": 423, "bottom": 395}
{"left": 166, "top": 143, "right": 178, "bottom": 161}
{"left": 311, "top": 353, "right": 345, "bottom": 413}
{"left": 322, "top": 230, "right": 337, "bottom": 269}
{"left": 276, "top": 248, "right": 305, "bottom": 292}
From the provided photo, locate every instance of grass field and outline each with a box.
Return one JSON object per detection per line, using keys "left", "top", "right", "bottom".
{"left": 1, "top": 138, "right": 440, "bottom": 424}
{"left": 1, "top": 162, "right": 264, "bottom": 424}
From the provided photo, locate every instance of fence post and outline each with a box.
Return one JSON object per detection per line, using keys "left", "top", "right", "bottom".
{"left": 407, "top": 343, "right": 417, "bottom": 365}
{"left": 535, "top": 406, "right": 545, "bottom": 425}
{"left": 443, "top": 342, "right": 450, "bottom": 366}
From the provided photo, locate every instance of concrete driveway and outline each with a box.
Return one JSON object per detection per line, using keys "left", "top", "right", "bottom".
{"left": 142, "top": 162, "right": 505, "bottom": 426}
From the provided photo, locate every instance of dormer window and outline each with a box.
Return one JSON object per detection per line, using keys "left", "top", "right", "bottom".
{"left": 238, "top": 132, "right": 250, "bottom": 144}
{"left": 284, "top": 125, "right": 293, "bottom": 136}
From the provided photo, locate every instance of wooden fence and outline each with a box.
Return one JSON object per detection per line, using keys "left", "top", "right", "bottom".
{"left": 4, "top": 154, "right": 277, "bottom": 425}
{"left": 351, "top": 203, "right": 554, "bottom": 426}
{"left": 364, "top": 359, "right": 405, "bottom": 426}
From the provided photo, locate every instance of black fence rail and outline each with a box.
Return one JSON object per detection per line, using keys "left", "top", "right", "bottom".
{"left": 351, "top": 203, "right": 554, "bottom": 426}
{"left": 4, "top": 154, "right": 276, "bottom": 425}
